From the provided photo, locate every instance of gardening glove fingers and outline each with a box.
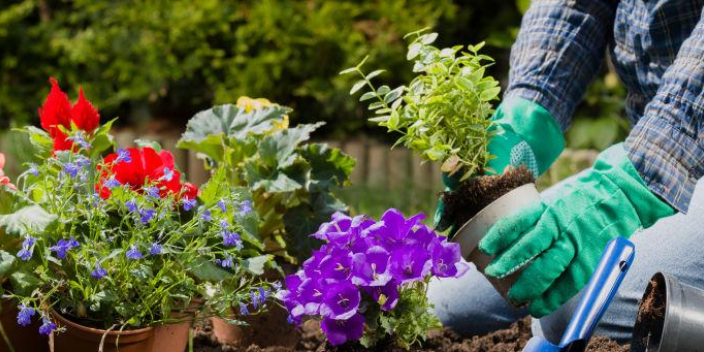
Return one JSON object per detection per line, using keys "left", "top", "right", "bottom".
{"left": 507, "top": 236, "right": 575, "bottom": 304}
{"left": 484, "top": 209, "right": 558, "bottom": 278}
{"left": 479, "top": 201, "right": 545, "bottom": 257}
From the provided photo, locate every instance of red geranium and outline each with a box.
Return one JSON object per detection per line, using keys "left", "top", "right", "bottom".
{"left": 38, "top": 78, "right": 100, "bottom": 152}
{"left": 99, "top": 147, "right": 199, "bottom": 200}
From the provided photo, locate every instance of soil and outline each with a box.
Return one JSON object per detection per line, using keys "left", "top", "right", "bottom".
{"left": 193, "top": 317, "right": 629, "bottom": 352}
{"left": 441, "top": 166, "right": 535, "bottom": 231}
{"left": 631, "top": 278, "right": 666, "bottom": 352}
{"left": 637, "top": 279, "right": 665, "bottom": 323}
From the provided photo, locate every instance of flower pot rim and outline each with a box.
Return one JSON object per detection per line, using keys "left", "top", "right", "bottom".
{"left": 52, "top": 309, "right": 154, "bottom": 337}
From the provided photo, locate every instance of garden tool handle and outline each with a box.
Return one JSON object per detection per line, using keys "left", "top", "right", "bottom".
{"left": 558, "top": 237, "right": 635, "bottom": 350}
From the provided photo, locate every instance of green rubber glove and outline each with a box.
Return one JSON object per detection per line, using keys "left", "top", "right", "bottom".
{"left": 479, "top": 143, "right": 675, "bottom": 317}
{"left": 434, "top": 97, "right": 564, "bottom": 231}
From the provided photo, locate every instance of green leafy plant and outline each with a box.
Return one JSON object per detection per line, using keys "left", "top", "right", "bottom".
{"left": 177, "top": 97, "right": 355, "bottom": 262}
{"left": 342, "top": 29, "right": 500, "bottom": 180}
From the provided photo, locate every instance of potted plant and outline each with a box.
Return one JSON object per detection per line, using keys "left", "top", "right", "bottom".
{"left": 279, "top": 208, "right": 468, "bottom": 349}
{"left": 0, "top": 78, "right": 276, "bottom": 352}
{"left": 178, "top": 97, "right": 355, "bottom": 347}
{"left": 342, "top": 30, "right": 537, "bottom": 296}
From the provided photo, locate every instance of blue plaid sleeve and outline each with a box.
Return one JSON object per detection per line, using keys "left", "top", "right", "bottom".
{"left": 625, "top": 10, "right": 704, "bottom": 214}
{"left": 504, "top": 0, "right": 618, "bottom": 131}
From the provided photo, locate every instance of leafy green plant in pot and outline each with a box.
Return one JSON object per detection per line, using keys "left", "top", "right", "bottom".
{"left": 0, "top": 79, "right": 277, "bottom": 352}
{"left": 342, "top": 29, "right": 560, "bottom": 297}
{"left": 178, "top": 97, "right": 355, "bottom": 347}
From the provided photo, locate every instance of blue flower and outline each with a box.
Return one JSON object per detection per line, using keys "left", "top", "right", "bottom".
{"left": 182, "top": 199, "right": 197, "bottom": 211}
{"left": 104, "top": 177, "right": 122, "bottom": 189}
{"left": 272, "top": 281, "right": 282, "bottom": 292}
{"left": 218, "top": 200, "right": 227, "bottom": 212}
{"left": 139, "top": 208, "right": 155, "bottom": 225}
{"left": 221, "top": 256, "right": 234, "bottom": 268}
{"left": 27, "top": 164, "right": 39, "bottom": 177}
{"left": 258, "top": 287, "right": 268, "bottom": 305}
{"left": 16, "top": 304, "right": 35, "bottom": 326}
{"left": 38, "top": 317, "right": 56, "bottom": 336}
{"left": 68, "top": 134, "right": 90, "bottom": 149}
{"left": 201, "top": 209, "right": 212, "bottom": 222}
{"left": 114, "top": 149, "right": 132, "bottom": 164}
{"left": 239, "top": 200, "right": 252, "bottom": 215}
{"left": 161, "top": 167, "right": 174, "bottom": 182}
{"left": 17, "top": 236, "right": 36, "bottom": 261}
{"left": 125, "top": 200, "right": 139, "bottom": 213}
{"left": 149, "top": 242, "right": 162, "bottom": 255}
{"left": 251, "top": 290, "right": 259, "bottom": 310}
{"left": 74, "top": 155, "right": 91, "bottom": 168}
{"left": 143, "top": 186, "right": 160, "bottom": 199}
{"left": 239, "top": 302, "right": 250, "bottom": 315}
{"left": 62, "top": 162, "right": 81, "bottom": 178}
{"left": 49, "top": 237, "right": 80, "bottom": 259}
{"left": 126, "top": 244, "right": 143, "bottom": 260}
{"left": 91, "top": 262, "right": 107, "bottom": 280}
{"left": 222, "top": 230, "right": 242, "bottom": 248}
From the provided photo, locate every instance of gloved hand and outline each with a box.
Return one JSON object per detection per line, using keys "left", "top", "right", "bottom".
{"left": 434, "top": 97, "right": 564, "bottom": 232}
{"left": 479, "top": 143, "right": 675, "bottom": 317}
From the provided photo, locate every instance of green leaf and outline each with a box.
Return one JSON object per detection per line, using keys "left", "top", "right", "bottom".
{"left": 339, "top": 67, "right": 357, "bottom": 75}
{"left": 199, "top": 167, "right": 227, "bottom": 206}
{"left": 258, "top": 122, "right": 324, "bottom": 169}
{"left": 365, "top": 69, "right": 385, "bottom": 80}
{"left": 299, "top": 143, "right": 355, "bottom": 190}
{"left": 242, "top": 255, "right": 272, "bottom": 275}
{"left": 421, "top": 32, "right": 438, "bottom": 44}
{"left": 0, "top": 205, "right": 56, "bottom": 236}
{"left": 133, "top": 139, "right": 162, "bottom": 152}
{"left": 407, "top": 42, "right": 422, "bottom": 60}
{"left": 350, "top": 80, "right": 367, "bottom": 95}
{"left": 384, "top": 87, "right": 404, "bottom": 104}
{"left": 377, "top": 86, "right": 391, "bottom": 95}
{"left": 480, "top": 86, "right": 501, "bottom": 101}
{"left": 359, "top": 92, "right": 377, "bottom": 102}
{"left": 0, "top": 251, "right": 16, "bottom": 278}
{"left": 189, "top": 257, "right": 231, "bottom": 281}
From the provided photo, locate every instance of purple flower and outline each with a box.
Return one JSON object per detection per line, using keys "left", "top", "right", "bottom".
{"left": 222, "top": 229, "right": 242, "bottom": 248}
{"left": 258, "top": 287, "right": 268, "bottom": 306}
{"left": 161, "top": 167, "right": 174, "bottom": 182}
{"left": 320, "top": 282, "right": 360, "bottom": 320}
{"left": 364, "top": 281, "right": 400, "bottom": 311}
{"left": 319, "top": 248, "right": 353, "bottom": 283}
{"left": 139, "top": 208, "right": 155, "bottom": 224}
{"left": 125, "top": 200, "right": 139, "bottom": 213}
{"left": 149, "top": 242, "right": 163, "bottom": 255}
{"left": 62, "top": 162, "right": 81, "bottom": 178}
{"left": 28, "top": 164, "right": 39, "bottom": 176}
{"left": 38, "top": 317, "right": 56, "bottom": 336}
{"left": 239, "top": 200, "right": 252, "bottom": 215}
{"left": 16, "top": 304, "right": 35, "bottom": 326}
{"left": 351, "top": 246, "right": 392, "bottom": 286}
{"left": 239, "top": 302, "right": 250, "bottom": 315}
{"left": 104, "top": 177, "right": 121, "bottom": 189}
{"left": 126, "top": 244, "right": 143, "bottom": 260}
{"left": 182, "top": 198, "right": 197, "bottom": 211}
{"left": 49, "top": 237, "right": 80, "bottom": 259}
{"left": 17, "top": 236, "right": 36, "bottom": 261}
{"left": 91, "top": 262, "right": 107, "bottom": 280}
{"left": 429, "top": 239, "right": 469, "bottom": 278}
{"left": 115, "top": 148, "right": 132, "bottom": 164}
{"left": 216, "top": 255, "right": 233, "bottom": 269}
{"left": 251, "top": 290, "right": 259, "bottom": 310}
{"left": 298, "top": 278, "right": 324, "bottom": 315}
{"left": 201, "top": 209, "right": 212, "bottom": 221}
{"left": 320, "top": 313, "right": 365, "bottom": 346}
{"left": 143, "top": 186, "right": 160, "bottom": 199}
{"left": 389, "top": 244, "right": 431, "bottom": 284}
{"left": 68, "top": 134, "right": 90, "bottom": 149}
{"left": 217, "top": 200, "right": 227, "bottom": 212}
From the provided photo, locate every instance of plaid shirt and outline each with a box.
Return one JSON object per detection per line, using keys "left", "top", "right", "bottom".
{"left": 505, "top": 0, "right": 704, "bottom": 213}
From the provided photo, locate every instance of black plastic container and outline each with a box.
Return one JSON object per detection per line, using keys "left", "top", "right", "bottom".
{"left": 631, "top": 272, "right": 704, "bottom": 352}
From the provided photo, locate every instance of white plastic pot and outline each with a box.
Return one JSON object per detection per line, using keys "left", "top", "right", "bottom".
{"left": 451, "top": 183, "right": 540, "bottom": 297}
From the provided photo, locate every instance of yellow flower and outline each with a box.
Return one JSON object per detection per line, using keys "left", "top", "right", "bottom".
{"left": 236, "top": 96, "right": 289, "bottom": 132}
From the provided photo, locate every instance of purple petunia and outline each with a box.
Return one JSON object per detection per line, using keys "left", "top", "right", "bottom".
{"left": 49, "top": 237, "right": 80, "bottom": 259}
{"left": 319, "top": 282, "right": 360, "bottom": 320}
{"left": 38, "top": 317, "right": 56, "bottom": 336}
{"left": 429, "top": 239, "right": 469, "bottom": 278}
{"left": 320, "top": 313, "right": 365, "bottom": 346}
{"left": 16, "top": 304, "right": 35, "bottom": 326}
{"left": 351, "top": 246, "right": 392, "bottom": 286}
{"left": 126, "top": 244, "right": 143, "bottom": 260}
{"left": 364, "top": 280, "right": 399, "bottom": 311}
{"left": 389, "top": 244, "right": 432, "bottom": 284}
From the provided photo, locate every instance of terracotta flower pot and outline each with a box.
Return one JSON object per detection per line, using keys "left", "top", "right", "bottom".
{"left": 52, "top": 311, "right": 155, "bottom": 352}
{"left": 211, "top": 303, "right": 299, "bottom": 348}
{"left": 0, "top": 299, "right": 49, "bottom": 352}
{"left": 151, "top": 299, "right": 202, "bottom": 352}
{"left": 452, "top": 183, "right": 540, "bottom": 298}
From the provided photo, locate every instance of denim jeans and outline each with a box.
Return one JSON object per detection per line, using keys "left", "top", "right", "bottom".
{"left": 427, "top": 176, "right": 704, "bottom": 344}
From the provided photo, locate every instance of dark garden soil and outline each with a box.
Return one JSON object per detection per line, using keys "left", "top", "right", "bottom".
{"left": 193, "top": 317, "right": 629, "bottom": 352}
{"left": 441, "top": 166, "right": 534, "bottom": 231}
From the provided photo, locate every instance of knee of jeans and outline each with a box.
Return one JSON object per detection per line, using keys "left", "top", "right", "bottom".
{"left": 427, "top": 267, "right": 527, "bottom": 336}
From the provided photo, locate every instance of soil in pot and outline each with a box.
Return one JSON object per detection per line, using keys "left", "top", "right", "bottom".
{"left": 441, "top": 166, "right": 535, "bottom": 231}
{"left": 193, "top": 317, "right": 629, "bottom": 352}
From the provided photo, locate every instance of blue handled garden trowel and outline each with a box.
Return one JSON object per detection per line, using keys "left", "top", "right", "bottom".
{"left": 521, "top": 237, "right": 635, "bottom": 352}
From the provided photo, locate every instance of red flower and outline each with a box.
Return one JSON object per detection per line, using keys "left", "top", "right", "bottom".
{"left": 99, "top": 147, "right": 198, "bottom": 200}
{"left": 38, "top": 77, "right": 101, "bottom": 152}
{"left": 0, "top": 153, "right": 15, "bottom": 190}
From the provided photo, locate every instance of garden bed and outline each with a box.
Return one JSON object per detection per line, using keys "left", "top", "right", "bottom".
{"left": 193, "top": 317, "right": 629, "bottom": 352}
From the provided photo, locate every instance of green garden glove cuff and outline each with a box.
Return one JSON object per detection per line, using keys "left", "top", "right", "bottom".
{"left": 487, "top": 97, "right": 565, "bottom": 176}
{"left": 479, "top": 143, "right": 675, "bottom": 317}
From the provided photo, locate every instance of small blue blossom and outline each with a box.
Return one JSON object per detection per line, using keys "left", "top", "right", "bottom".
{"left": 27, "top": 164, "right": 39, "bottom": 177}
{"left": 221, "top": 256, "right": 234, "bottom": 269}
{"left": 182, "top": 198, "right": 197, "bottom": 211}
{"left": 161, "top": 167, "right": 174, "bottom": 182}
{"left": 125, "top": 200, "right": 139, "bottom": 213}
{"left": 126, "top": 244, "right": 143, "bottom": 260}
{"left": 17, "top": 236, "right": 36, "bottom": 261}
{"left": 91, "top": 262, "right": 107, "bottom": 280}
{"left": 272, "top": 281, "right": 282, "bottom": 292}
{"left": 68, "top": 134, "right": 90, "bottom": 149}
{"left": 104, "top": 177, "right": 122, "bottom": 189}
{"left": 115, "top": 149, "right": 132, "bottom": 164}
{"left": 139, "top": 208, "right": 155, "bottom": 225}
{"left": 143, "top": 186, "right": 160, "bottom": 199}
{"left": 16, "top": 304, "right": 35, "bottom": 327}
{"left": 286, "top": 315, "right": 295, "bottom": 325}
{"left": 251, "top": 290, "right": 259, "bottom": 310}
{"left": 74, "top": 155, "right": 91, "bottom": 168}
{"left": 239, "top": 302, "right": 250, "bottom": 316}
{"left": 38, "top": 317, "right": 56, "bottom": 336}
{"left": 49, "top": 237, "right": 80, "bottom": 259}
{"left": 62, "top": 162, "right": 81, "bottom": 178}
{"left": 258, "top": 287, "right": 268, "bottom": 305}
{"left": 222, "top": 230, "right": 242, "bottom": 248}
{"left": 201, "top": 209, "right": 212, "bottom": 222}
{"left": 239, "top": 200, "right": 252, "bottom": 215}
{"left": 219, "top": 219, "right": 230, "bottom": 229}
{"left": 217, "top": 200, "right": 227, "bottom": 212}
{"left": 149, "top": 242, "right": 162, "bottom": 256}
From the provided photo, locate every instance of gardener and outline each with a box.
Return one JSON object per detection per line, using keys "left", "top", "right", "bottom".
{"left": 429, "top": 0, "right": 704, "bottom": 344}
